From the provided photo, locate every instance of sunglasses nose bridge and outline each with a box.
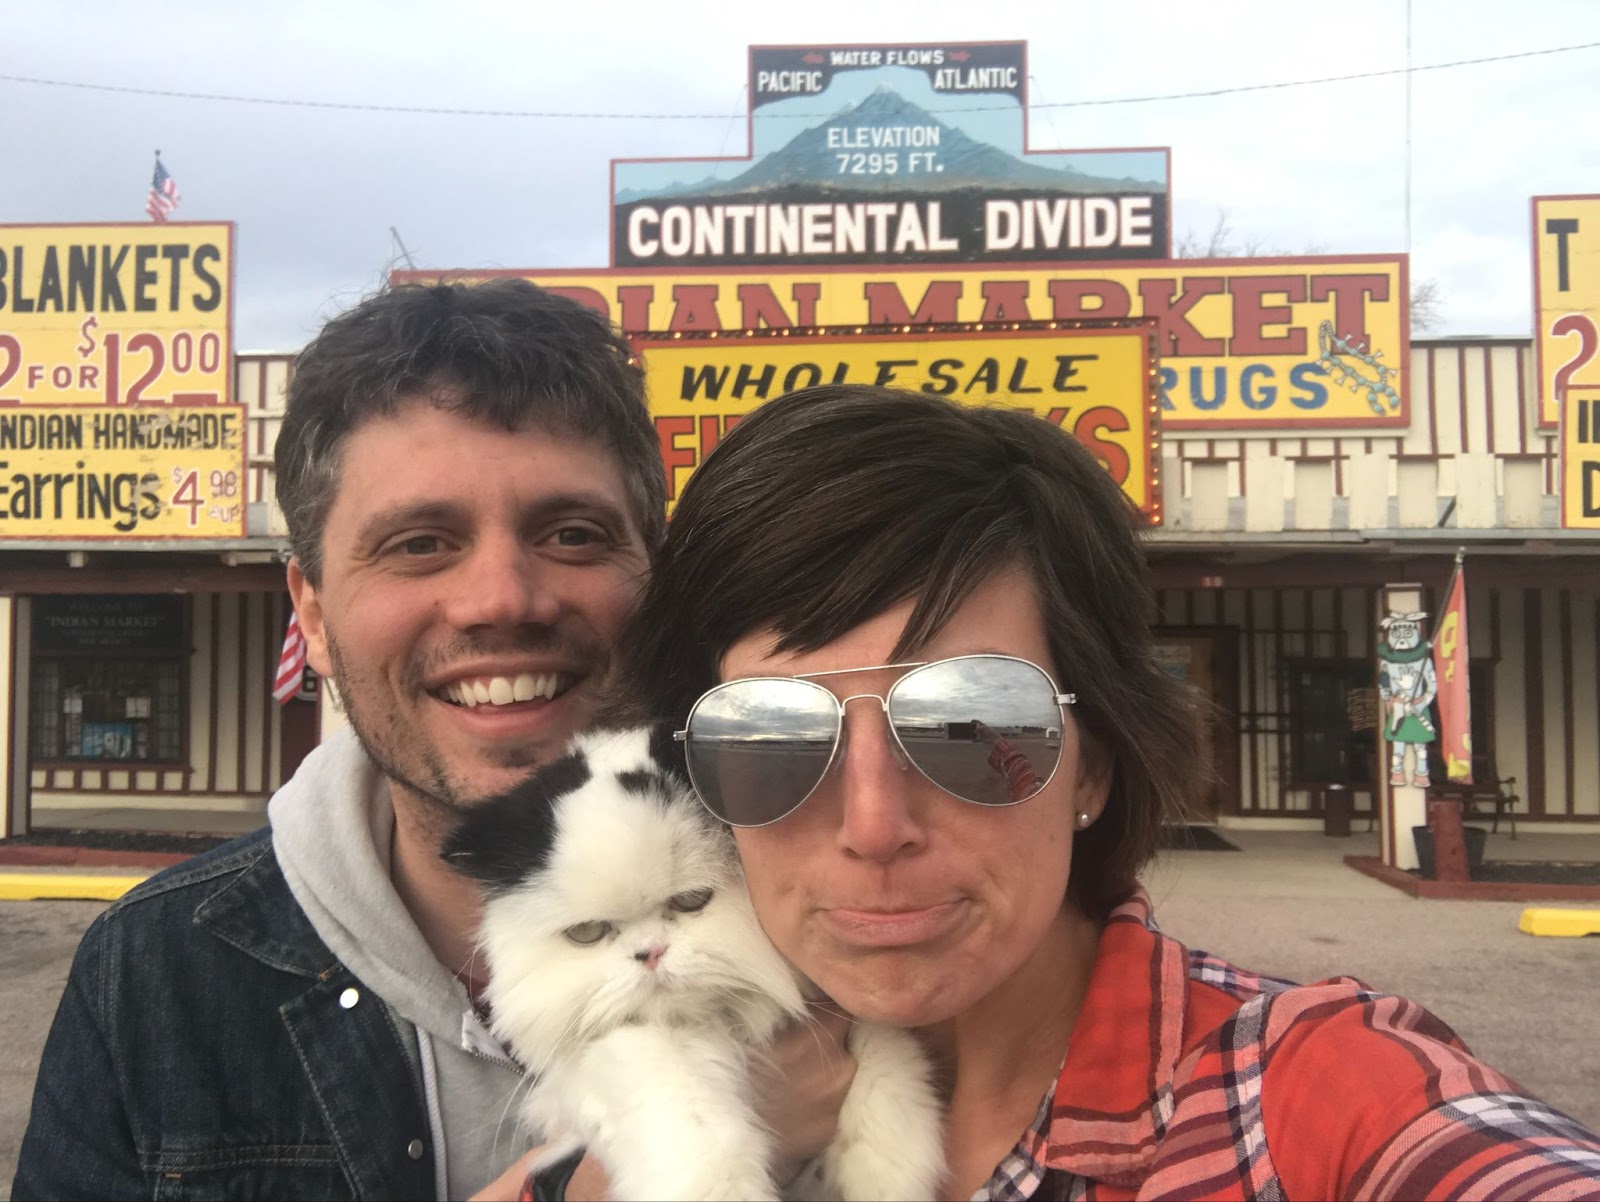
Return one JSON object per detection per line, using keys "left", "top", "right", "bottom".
{"left": 833, "top": 692, "right": 911, "bottom": 774}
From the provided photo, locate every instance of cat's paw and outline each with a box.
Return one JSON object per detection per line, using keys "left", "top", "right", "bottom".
{"left": 823, "top": 1023, "right": 945, "bottom": 1201}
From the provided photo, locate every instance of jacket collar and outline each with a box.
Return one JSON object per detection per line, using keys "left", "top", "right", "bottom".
{"left": 193, "top": 832, "right": 341, "bottom": 980}
{"left": 1041, "top": 888, "right": 1189, "bottom": 1187}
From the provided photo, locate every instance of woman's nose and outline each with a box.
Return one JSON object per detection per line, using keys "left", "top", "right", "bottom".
{"left": 833, "top": 702, "right": 928, "bottom": 863}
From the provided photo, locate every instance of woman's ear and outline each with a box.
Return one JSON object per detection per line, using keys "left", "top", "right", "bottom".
{"left": 1074, "top": 734, "right": 1113, "bottom": 825}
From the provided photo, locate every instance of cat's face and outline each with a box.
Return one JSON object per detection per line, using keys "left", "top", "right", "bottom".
{"left": 444, "top": 727, "right": 803, "bottom": 1069}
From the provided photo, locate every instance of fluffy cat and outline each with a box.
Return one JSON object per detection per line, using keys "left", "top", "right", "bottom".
{"left": 442, "top": 725, "right": 945, "bottom": 1202}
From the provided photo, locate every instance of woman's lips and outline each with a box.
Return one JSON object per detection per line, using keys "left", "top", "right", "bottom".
{"left": 820, "top": 901, "right": 967, "bottom": 948}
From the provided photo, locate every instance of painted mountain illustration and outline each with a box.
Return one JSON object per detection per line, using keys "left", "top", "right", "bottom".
{"left": 616, "top": 87, "right": 1162, "bottom": 202}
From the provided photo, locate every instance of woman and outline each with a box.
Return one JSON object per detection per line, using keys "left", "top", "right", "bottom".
{"left": 519, "top": 385, "right": 1600, "bottom": 1201}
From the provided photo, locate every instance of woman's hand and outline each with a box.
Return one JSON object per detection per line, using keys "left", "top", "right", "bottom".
{"left": 468, "top": 1149, "right": 613, "bottom": 1201}
{"left": 752, "top": 1006, "right": 858, "bottom": 1183}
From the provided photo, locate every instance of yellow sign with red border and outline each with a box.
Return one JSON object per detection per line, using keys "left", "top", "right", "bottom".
{"left": 1562, "top": 385, "right": 1600, "bottom": 529}
{"left": 0, "top": 407, "right": 247, "bottom": 539}
{"left": 636, "top": 323, "right": 1161, "bottom": 519}
{"left": 397, "top": 255, "right": 1406, "bottom": 429}
{"left": 0, "top": 223, "right": 242, "bottom": 539}
{"left": 1533, "top": 195, "right": 1600, "bottom": 431}
{"left": 0, "top": 222, "right": 234, "bottom": 407}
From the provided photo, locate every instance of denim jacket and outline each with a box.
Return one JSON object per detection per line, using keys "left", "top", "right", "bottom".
{"left": 12, "top": 827, "right": 437, "bottom": 1201}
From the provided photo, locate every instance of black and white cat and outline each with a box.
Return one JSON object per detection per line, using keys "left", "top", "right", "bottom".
{"left": 442, "top": 725, "right": 945, "bottom": 1202}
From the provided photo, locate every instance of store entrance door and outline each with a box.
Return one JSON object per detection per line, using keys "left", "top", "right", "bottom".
{"left": 1150, "top": 629, "right": 1239, "bottom": 821}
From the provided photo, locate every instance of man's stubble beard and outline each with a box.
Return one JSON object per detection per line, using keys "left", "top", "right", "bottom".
{"left": 324, "top": 628, "right": 479, "bottom": 841}
{"left": 322, "top": 624, "right": 609, "bottom": 841}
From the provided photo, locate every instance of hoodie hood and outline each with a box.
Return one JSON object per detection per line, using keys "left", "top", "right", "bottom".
{"left": 269, "top": 726, "right": 471, "bottom": 1044}
{"left": 269, "top": 728, "right": 526, "bottom": 1198}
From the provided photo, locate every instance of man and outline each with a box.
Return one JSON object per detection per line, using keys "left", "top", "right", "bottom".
{"left": 13, "top": 281, "right": 849, "bottom": 1200}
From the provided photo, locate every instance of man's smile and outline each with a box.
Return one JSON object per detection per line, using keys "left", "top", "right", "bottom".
{"left": 432, "top": 671, "right": 572, "bottom": 707}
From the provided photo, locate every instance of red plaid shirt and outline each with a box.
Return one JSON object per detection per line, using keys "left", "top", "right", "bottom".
{"left": 977, "top": 889, "right": 1600, "bottom": 1200}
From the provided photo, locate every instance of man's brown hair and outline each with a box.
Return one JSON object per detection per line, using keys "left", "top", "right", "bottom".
{"left": 275, "top": 279, "right": 663, "bottom": 583}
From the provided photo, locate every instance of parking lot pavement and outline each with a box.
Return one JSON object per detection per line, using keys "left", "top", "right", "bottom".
{"left": 0, "top": 898, "right": 107, "bottom": 1200}
{"left": 1146, "top": 829, "right": 1600, "bottom": 1131}
{"left": 1, "top": 831, "right": 1596, "bottom": 1196}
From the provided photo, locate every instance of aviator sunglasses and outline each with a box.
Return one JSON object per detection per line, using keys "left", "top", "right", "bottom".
{"left": 674, "top": 654, "right": 1077, "bottom": 828}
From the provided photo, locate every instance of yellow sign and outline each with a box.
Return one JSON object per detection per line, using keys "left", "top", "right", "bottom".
{"left": 636, "top": 323, "right": 1161, "bottom": 518}
{"left": 396, "top": 255, "right": 1407, "bottom": 429}
{"left": 0, "top": 222, "right": 233, "bottom": 406}
{"left": 1533, "top": 195, "right": 1600, "bottom": 431}
{"left": 0, "top": 407, "right": 246, "bottom": 538}
{"left": 1562, "top": 385, "right": 1600, "bottom": 529}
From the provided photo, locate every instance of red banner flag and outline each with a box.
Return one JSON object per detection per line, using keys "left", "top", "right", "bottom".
{"left": 1432, "top": 556, "right": 1472, "bottom": 783}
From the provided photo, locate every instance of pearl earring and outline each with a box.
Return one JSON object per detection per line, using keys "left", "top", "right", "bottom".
{"left": 1076, "top": 811, "right": 1091, "bottom": 829}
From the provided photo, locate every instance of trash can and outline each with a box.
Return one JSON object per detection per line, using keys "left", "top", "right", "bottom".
{"left": 1322, "top": 784, "right": 1353, "bottom": 837}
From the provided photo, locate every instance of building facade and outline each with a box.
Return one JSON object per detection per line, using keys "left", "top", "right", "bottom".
{"left": 3, "top": 334, "right": 1595, "bottom": 838}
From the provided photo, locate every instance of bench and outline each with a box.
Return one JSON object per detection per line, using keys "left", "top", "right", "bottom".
{"left": 1431, "top": 759, "right": 1519, "bottom": 839}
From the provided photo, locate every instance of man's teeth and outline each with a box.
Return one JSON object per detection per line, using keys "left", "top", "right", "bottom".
{"left": 445, "top": 673, "right": 561, "bottom": 708}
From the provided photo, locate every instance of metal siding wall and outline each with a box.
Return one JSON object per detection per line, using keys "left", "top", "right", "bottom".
{"left": 1570, "top": 590, "right": 1599, "bottom": 816}
{"left": 239, "top": 355, "right": 291, "bottom": 510}
{"left": 1434, "top": 347, "right": 1465, "bottom": 455}
{"left": 1487, "top": 345, "right": 1518, "bottom": 454}
{"left": 1, "top": 596, "right": 18, "bottom": 836}
{"left": 190, "top": 595, "right": 214, "bottom": 789}
{"left": 241, "top": 591, "right": 267, "bottom": 795}
{"left": 213, "top": 595, "right": 243, "bottom": 793}
{"left": 1494, "top": 592, "right": 1529, "bottom": 816}
{"left": 1540, "top": 589, "right": 1568, "bottom": 817}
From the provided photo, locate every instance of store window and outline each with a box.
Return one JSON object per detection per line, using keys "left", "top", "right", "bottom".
{"left": 1287, "top": 659, "right": 1372, "bottom": 787}
{"left": 29, "top": 595, "right": 188, "bottom": 764}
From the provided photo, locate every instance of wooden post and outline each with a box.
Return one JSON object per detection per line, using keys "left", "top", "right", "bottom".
{"left": 1377, "top": 584, "right": 1431, "bottom": 870}
{"left": 1427, "top": 796, "right": 1470, "bottom": 881}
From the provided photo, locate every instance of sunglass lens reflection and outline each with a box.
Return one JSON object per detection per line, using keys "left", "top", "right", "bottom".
{"left": 686, "top": 678, "right": 839, "bottom": 825}
{"left": 890, "top": 657, "right": 1064, "bottom": 805}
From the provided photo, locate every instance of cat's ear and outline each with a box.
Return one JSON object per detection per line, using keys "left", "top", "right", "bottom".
{"left": 439, "top": 751, "right": 592, "bottom": 890}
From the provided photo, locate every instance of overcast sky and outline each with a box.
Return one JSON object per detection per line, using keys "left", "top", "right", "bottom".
{"left": 4, "top": 0, "right": 1597, "bottom": 349}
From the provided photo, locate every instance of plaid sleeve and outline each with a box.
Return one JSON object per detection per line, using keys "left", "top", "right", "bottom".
{"left": 1252, "top": 986, "right": 1600, "bottom": 1201}
{"left": 1350, "top": 1092, "right": 1600, "bottom": 1200}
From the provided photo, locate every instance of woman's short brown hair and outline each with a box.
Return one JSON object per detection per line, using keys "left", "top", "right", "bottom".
{"left": 618, "top": 384, "right": 1203, "bottom": 919}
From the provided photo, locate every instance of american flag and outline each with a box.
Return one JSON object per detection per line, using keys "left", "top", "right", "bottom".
{"left": 145, "top": 154, "right": 181, "bottom": 223}
{"left": 273, "top": 610, "right": 309, "bottom": 705}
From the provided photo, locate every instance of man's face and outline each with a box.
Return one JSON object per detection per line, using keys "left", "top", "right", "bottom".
{"left": 288, "top": 398, "right": 650, "bottom": 815}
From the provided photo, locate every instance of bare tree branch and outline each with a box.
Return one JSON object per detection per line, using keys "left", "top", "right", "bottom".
{"left": 1410, "top": 278, "right": 1445, "bottom": 332}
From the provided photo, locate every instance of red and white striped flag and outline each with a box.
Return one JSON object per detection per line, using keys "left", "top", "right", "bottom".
{"left": 145, "top": 153, "right": 181, "bottom": 223}
{"left": 273, "top": 610, "right": 309, "bottom": 705}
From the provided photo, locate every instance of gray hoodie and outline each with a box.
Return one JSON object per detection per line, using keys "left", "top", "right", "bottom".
{"left": 270, "top": 727, "right": 529, "bottom": 1200}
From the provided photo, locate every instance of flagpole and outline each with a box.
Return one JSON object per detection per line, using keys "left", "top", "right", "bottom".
{"left": 1432, "top": 547, "right": 1465, "bottom": 644}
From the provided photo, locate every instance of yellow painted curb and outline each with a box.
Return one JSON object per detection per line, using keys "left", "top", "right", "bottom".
{"left": 1519, "top": 907, "right": 1600, "bottom": 938}
{"left": 0, "top": 872, "right": 149, "bottom": 901}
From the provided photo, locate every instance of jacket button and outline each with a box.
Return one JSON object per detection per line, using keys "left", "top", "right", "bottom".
{"left": 339, "top": 987, "right": 360, "bottom": 1009}
{"left": 407, "top": 1139, "right": 425, "bottom": 1160}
